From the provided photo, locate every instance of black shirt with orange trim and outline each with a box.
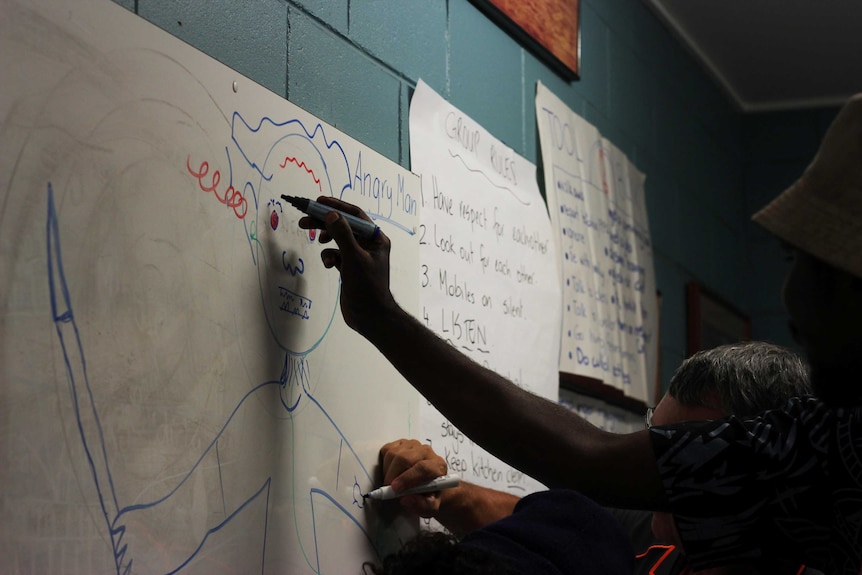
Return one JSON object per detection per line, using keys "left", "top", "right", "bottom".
{"left": 649, "top": 397, "right": 862, "bottom": 574}
{"left": 609, "top": 507, "right": 821, "bottom": 575}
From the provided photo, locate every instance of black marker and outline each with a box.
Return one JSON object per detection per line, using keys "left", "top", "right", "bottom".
{"left": 282, "top": 195, "right": 380, "bottom": 240}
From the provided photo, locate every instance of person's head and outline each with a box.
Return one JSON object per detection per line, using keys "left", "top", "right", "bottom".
{"left": 662, "top": 340, "right": 811, "bottom": 420}
{"left": 363, "top": 531, "right": 518, "bottom": 575}
{"left": 752, "top": 93, "right": 862, "bottom": 405}
{"left": 649, "top": 341, "right": 811, "bottom": 545}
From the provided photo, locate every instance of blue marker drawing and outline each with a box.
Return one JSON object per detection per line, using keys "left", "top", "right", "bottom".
{"left": 48, "top": 184, "right": 274, "bottom": 574}
{"left": 44, "top": 111, "right": 417, "bottom": 574}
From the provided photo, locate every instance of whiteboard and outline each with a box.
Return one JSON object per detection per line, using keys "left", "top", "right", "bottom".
{"left": 0, "top": 1, "right": 422, "bottom": 573}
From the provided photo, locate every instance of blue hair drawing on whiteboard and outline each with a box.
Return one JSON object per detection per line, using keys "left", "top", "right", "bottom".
{"left": 46, "top": 113, "right": 398, "bottom": 574}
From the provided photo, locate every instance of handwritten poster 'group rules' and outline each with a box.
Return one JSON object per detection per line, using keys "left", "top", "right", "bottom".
{"left": 536, "top": 82, "right": 658, "bottom": 403}
{"left": 409, "top": 81, "right": 561, "bottom": 496}
{"left": 0, "top": 0, "right": 422, "bottom": 573}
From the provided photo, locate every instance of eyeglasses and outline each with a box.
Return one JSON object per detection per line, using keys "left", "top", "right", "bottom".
{"left": 644, "top": 407, "right": 655, "bottom": 430}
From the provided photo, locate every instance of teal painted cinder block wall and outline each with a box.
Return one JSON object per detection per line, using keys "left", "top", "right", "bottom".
{"left": 117, "top": 0, "right": 836, "bottom": 394}
{"left": 744, "top": 107, "right": 839, "bottom": 356}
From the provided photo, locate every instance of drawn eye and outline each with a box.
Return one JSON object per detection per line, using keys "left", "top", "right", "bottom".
{"left": 271, "top": 210, "right": 279, "bottom": 230}
{"left": 308, "top": 229, "right": 317, "bottom": 242}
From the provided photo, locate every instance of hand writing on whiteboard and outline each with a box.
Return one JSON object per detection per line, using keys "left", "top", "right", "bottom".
{"left": 378, "top": 439, "right": 447, "bottom": 518}
{"left": 297, "top": 196, "right": 397, "bottom": 337}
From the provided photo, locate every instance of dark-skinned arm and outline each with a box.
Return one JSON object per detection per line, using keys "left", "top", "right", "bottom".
{"left": 301, "top": 197, "right": 667, "bottom": 510}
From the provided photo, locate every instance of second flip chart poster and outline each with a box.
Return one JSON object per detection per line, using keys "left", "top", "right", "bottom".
{"left": 409, "top": 80, "right": 561, "bottom": 497}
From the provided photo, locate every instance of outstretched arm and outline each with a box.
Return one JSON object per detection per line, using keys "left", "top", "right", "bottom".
{"left": 302, "top": 198, "right": 666, "bottom": 510}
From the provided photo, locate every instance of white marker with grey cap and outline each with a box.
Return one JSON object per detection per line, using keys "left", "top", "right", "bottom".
{"left": 363, "top": 474, "right": 461, "bottom": 501}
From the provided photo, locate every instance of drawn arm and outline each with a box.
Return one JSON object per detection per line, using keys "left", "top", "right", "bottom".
{"left": 46, "top": 184, "right": 129, "bottom": 572}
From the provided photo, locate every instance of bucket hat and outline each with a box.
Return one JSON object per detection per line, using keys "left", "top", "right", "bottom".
{"left": 752, "top": 93, "right": 862, "bottom": 279}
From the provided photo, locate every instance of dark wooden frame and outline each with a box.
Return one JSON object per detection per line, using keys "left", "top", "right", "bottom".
{"left": 559, "top": 288, "right": 663, "bottom": 416}
{"left": 559, "top": 373, "right": 648, "bottom": 414}
{"left": 469, "top": 0, "right": 580, "bottom": 81}
{"left": 686, "top": 282, "right": 752, "bottom": 356}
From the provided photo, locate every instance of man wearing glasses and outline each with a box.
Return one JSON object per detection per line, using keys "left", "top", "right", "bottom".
{"left": 376, "top": 342, "right": 817, "bottom": 574}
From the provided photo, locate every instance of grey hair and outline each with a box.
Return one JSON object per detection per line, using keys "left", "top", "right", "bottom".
{"left": 668, "top": 341, "right": 812, "bottom": 417}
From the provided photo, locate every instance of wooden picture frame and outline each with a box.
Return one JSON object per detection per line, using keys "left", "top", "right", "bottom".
{"left": 686, "top": 282, "right": 752, "bottom": 356}
{"left": 559, "top": 372, "right": 648, "bottom": 414}
{"left": 470, "top": 0, "right": 580, "bottom": 80}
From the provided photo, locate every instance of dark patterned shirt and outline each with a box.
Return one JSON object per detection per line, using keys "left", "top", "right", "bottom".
{"left": 649, "top": 396, "right": 862, "bottom": 574}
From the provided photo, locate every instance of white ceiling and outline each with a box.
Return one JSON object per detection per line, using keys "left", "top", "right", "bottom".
{"left": 643, "top": 0, "right": 862, "bottom": 113}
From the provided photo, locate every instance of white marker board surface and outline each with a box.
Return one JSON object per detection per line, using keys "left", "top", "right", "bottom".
{"left": 0, "top": 1, "right": 422, "bottom": 573}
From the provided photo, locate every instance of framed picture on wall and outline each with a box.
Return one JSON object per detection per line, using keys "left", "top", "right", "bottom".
{"left": 469, "top": 0, "right": 580, "bottom": 80}
{"left": 686, "top": 282, "right": 751, "bottom": 355}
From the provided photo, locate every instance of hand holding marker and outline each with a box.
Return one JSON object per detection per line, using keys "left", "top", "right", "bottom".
{"left": 285, "top": 196, "right": 457, "bottom": 501}
{"left": 363, "top": 474, "right": 461, "bottom": 501}
{"left": 281, "top": 195, "right": 380, "bottom": 240}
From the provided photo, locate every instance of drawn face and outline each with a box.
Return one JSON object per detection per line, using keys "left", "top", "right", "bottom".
{"left": 242, "top": 121, "right": 351, "bottom": 357}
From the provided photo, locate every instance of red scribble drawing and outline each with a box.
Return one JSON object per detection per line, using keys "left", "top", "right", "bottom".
{"left": 280, "top": 155, "right": 322, "bottom": 195}
{"left": 186, "top": 155, "right": 249, "bottom": 219}
{"left": 598, "top": 147, "right": 609, "bottom": 196}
